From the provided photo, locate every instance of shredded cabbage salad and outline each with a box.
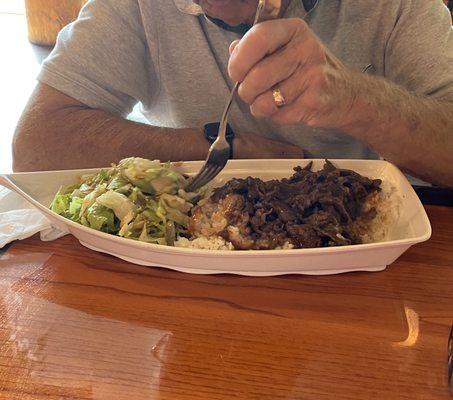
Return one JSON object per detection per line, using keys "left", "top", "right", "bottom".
{"left": 50, "top": 158, "right": 202, "bottom": 246}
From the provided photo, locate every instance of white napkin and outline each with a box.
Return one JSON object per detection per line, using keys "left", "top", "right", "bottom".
{"left": 0, "top": 185, "right": 68, "bottom": 249}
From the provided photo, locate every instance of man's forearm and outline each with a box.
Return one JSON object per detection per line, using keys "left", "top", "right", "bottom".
{"left": 13, "top": 84, "right": 306, "bottom": 171}
{"left": 345, "top": 74, "right": 453, "bottom": 187}
{"left": 13, "top": 89, "right": 210, "bottom": 171}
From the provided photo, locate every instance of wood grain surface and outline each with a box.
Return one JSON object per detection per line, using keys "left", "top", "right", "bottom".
{"left": 0, "top": 205, "right": 452, "bottom": 400}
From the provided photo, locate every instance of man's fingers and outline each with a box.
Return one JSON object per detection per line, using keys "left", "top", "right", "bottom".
{"left": 237, "top": 44, "right": 301, "bottom": 105}
{"left": 228, "top": 18, "right": 308, "bottom": 83}
{"left": 269, "top": 86, "right": 330, "bottom": 126}
{"left": 229, "top": 16, "right": 340, "bottom": 128}
{"left": 249, "top": 67, "right": 313, "bottom": 118}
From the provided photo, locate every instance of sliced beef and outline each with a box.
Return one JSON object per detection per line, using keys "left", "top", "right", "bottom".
{"left": 189, "top": 160, "right": 382, "bottom": 250}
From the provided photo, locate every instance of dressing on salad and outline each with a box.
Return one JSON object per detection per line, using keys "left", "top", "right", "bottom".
{"left": 50, "top": 158, "right": 201, "bottom": 246}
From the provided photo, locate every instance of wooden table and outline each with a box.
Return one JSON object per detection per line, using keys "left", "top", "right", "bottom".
{"left": 0, "top": 206, "right": 452, "bottom": 400}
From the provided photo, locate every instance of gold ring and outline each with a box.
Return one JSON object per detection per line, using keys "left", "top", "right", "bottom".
{"left": 272, "top": 88, "right": 286, "bottom": 108}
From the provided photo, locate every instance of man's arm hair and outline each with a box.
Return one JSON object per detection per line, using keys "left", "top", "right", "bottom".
{"left": 13, "top": 83, "right": 305, "bottom": 171}
{"left": 12, "top": 83, "right": 211, "bottom": 171}
{"left": 345, "top": 73, "right": 453, "bottom": 187}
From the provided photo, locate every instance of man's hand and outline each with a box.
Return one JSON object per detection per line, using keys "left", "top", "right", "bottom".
{"left": 234, "top": 132, "right": 304, "bottom": 159}
{"left": 228, "top": 18, "right": 356, "bottom": 129}
{"left": 228, "top": 18, "right": 453, "bottom": 187}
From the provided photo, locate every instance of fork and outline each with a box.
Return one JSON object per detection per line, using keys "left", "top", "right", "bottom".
{"left": 185, "top": 0, "right": 267, "bottom": 193}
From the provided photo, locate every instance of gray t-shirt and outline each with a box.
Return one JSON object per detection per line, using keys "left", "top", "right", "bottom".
{"left": 38, "top": 0, "right": 453, "bottom": 159}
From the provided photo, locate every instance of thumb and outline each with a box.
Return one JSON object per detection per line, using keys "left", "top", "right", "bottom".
{"left": 229, "top": 39, "right": 240, "bottom": 55}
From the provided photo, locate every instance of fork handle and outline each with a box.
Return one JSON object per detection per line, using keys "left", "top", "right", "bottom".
{"left": 218, "top": 82, "right": 239, "bottom": 142}
{"left": 218, "top": 0, "right": 266, "bottom": 142}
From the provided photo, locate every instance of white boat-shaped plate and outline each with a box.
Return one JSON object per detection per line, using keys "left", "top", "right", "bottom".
{"left": 0, "top": 159, "right": 431, "bottom": 276}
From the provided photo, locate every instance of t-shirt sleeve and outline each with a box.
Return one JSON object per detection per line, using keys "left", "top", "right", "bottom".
{"left": 384, "top": 0, "right": 453, "bottom": 101}
{"left": 38, "top": 0, "right": 155, "bottom": 117}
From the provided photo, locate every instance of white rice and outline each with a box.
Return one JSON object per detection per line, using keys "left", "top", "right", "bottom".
{"left": 357, "top": 181, "right": 401, "bottom": 243}
{"left": 175, "top": 181, "right": 401, "bottom": 250}
{"left": 175, "top": 236, "right": 235, "bottom": 250}
{"left": 174, "top": 236, "right": 294, "bottom": 251}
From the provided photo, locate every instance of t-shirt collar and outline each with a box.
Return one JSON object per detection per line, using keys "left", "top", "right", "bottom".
{"left": 172, "top": 0, "right": 319, "bottom": 16}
